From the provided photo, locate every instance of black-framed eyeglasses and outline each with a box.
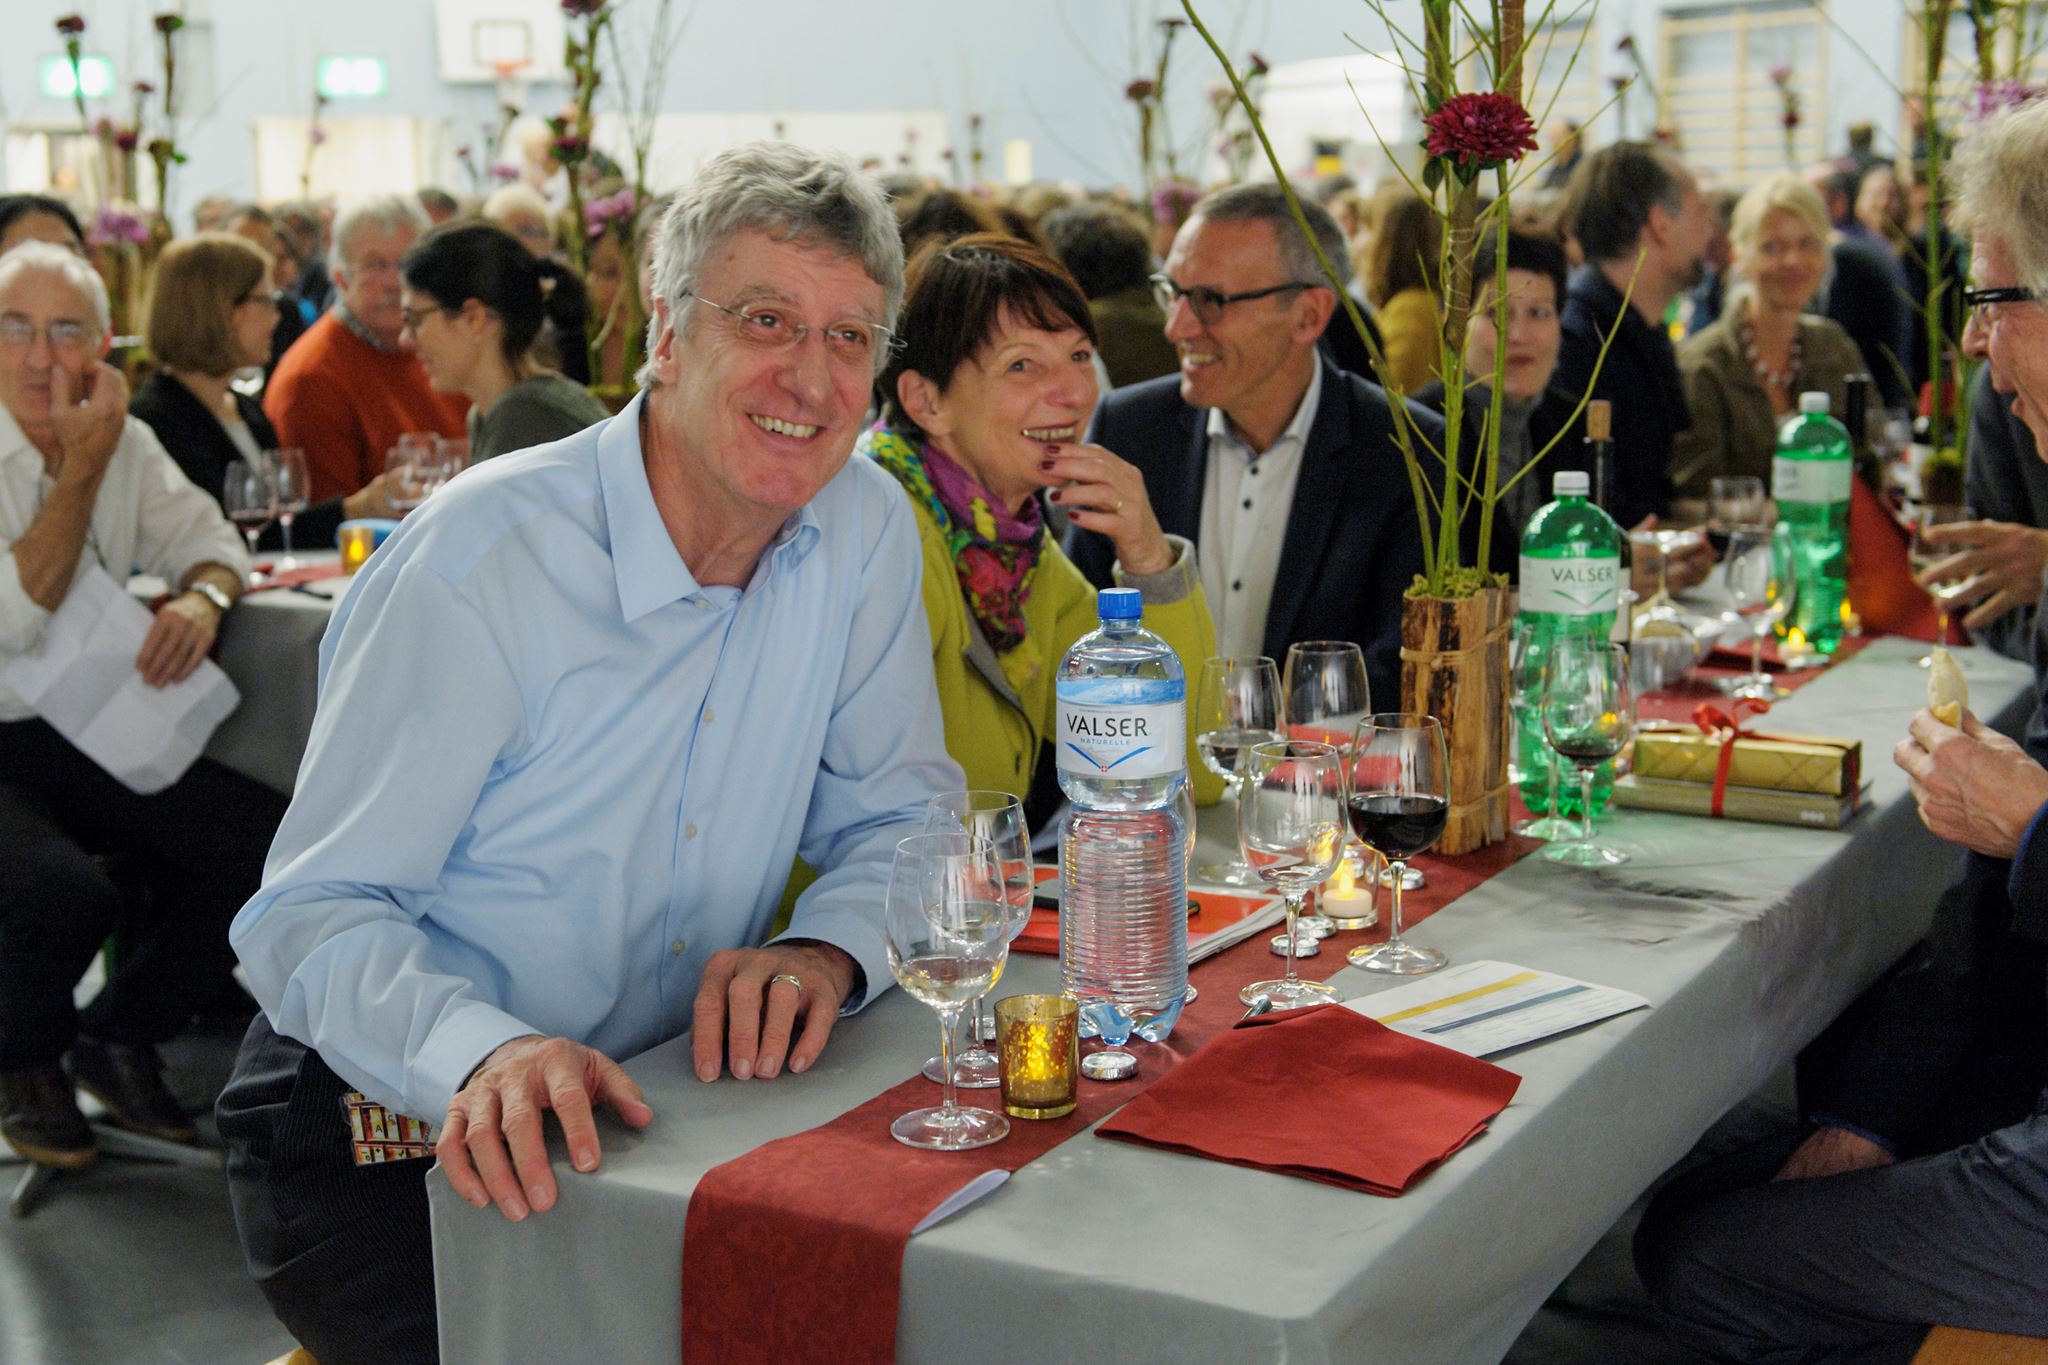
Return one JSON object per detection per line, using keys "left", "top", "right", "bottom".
{"left": 690, "top": 293, "right": 897, "bottom": 369}
{"left": 1150, "top": 274, "right": 1315, "bottom": 325}
{"left": 1963, "top": 284, "right": 2036, "bottom": 315}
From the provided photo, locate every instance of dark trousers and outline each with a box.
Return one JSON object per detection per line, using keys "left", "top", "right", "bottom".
{"left": 0, "top": 718, "right": 285, "bottom": 1070}
{"left": 1635, "top": 1097, "right": 2048, "bottom": 1364}
{"left": 218, "top": 1014, "right": 439, "bottom": 1365}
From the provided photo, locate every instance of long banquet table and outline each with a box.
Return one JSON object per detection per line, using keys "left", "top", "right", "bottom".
{"left": 427, "top": 637, "right": 2036, "bottom": 1364}
{"left": 205, "top": 570, "right": 341, "bottom": 795}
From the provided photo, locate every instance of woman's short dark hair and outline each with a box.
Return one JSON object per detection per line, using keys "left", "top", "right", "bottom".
{"left": 0, "top": 194, "right": 85, "bottom": 252}
{"left": 1039, "top": 203, "right": 1154, "bottom": 299}
{"left": 895, "top": 189, "right": 1005, "bottom": 262}
{"left": 1472, "top": 230, "right": 1569, "bottom": 312}
{"left": 400, "top": 219, "right": 580, "bottom": 368}
{"left": 879, "top": 232, "right": 1099, "bottom": 437}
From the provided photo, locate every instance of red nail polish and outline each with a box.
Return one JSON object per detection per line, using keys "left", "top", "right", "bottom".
{"left": 1048, "top": 489, "right": 1061, "bottom": 502}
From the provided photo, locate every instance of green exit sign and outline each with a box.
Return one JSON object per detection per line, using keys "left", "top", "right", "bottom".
{"left": 40, "top": 54, "right": 115, "bottom": 100}
{"left": 317, "top": 56, "right": 387, "bottom": 100}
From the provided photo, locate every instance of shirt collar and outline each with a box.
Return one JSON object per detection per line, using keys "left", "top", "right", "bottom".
{"left": 1205, "top": 358, "right": 1323, "bottom": 457}
{"left": 597, "top": 393, "right": 823, "bottom": 624}
{"left": 0, "top": 402, "right": 47, "bottom": 474}
{"left": 335, "top": 304, "right": 403, "bottom": 354}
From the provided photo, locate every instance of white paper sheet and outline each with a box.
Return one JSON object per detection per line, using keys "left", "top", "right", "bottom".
{"left": 1, "top": 565, "right": 241, "bottom": 794}
{"left": 1345, "top": 959, "right": 1649, "bottom": 1058}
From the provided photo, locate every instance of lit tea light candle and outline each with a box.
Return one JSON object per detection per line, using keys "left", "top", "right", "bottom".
{"left": 1321, "top": 855, "right": 1376, "bottom": 930}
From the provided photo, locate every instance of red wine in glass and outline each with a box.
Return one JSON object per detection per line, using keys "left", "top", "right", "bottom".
{"left": 1346, "top": 793, "right": 1448, "bottom": 861}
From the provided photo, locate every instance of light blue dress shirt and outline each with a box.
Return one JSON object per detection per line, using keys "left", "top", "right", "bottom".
{"left": 229, "top": 396, "right": 962, "bottom": 1120}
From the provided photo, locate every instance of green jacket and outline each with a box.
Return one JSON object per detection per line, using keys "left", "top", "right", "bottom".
{"left": 902, "top": 490, "right": 1225, "bottom": 808}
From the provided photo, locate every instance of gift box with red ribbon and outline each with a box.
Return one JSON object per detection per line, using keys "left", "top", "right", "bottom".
{"left": 1631, "top": 699, "right": 1862, "bottom": 809}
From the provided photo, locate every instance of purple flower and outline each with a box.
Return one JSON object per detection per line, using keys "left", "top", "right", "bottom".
{"left": 1125, "top": 78, "right": 1158, "bottom": 102}
{"left": 1247, "top": 52, "right": 1270, "bottom": 77}
{"left": 1616, "top": 34, "right": 1636, "bottom": 52}
{"left": 308, "top": 127, "right": 327, "bottom": 146}
{"left": 87, "top": 206, "right": 151, "bottom": 246}
{"left": 1768, "top": 64, "right": 1794, "bottom": 85}
{"left": 490, "top": 164, "right": 520, "bottom": 183}
{"left": 1150, "top": 180, "right": 1201, "bottom": 227}
{"left": 582, "top": 186, "right": 637, "bottom": 238}
{"left": 1968, "top": 79, "right": 2043, "bottom": 123}
{"left": 561, "top": 0, "right": 605, "bottom": 15}
{"left": 114, "top": 129, "right": 140, "bottom": 152}
{"left": 133, "top": 80, "right": 156, "bottom": 95}
{"left": 55, "top": 14, "right": 86, "bottom": 37}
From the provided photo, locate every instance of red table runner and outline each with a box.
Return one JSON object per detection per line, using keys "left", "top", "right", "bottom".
{"left": 680, "top": 830, "right": 1539, "bottom": 1364}
{"left": 246, "top": 560, "right": 349, "bottom": 591}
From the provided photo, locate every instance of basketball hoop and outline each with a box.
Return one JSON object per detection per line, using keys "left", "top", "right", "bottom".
{"left": 489, "top": 57, "right": 533, "bottom": 105}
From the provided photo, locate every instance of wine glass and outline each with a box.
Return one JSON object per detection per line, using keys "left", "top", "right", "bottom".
{"left": 920, "top": 792, "right": 1031, "bottom": 1089}
{"left": 1910, "top": 504, "right": 1978, "bottom": 663}
{"left": 222, "top": 459, "right": 276, "bottom": 586}
{"left": 1541, "top": 641, "right": 1635, "bottom": 868}
{"left": 884, "top": 832, "right": 1010, "bottom": 1151}
{"left": 270, "top": 448, "right": 310, "bottom": 570}
{"left": 1707, "top": 475, "right": 1768, "bottom": 556}
{"left": 1723, "top": 523, "right": 1797, "bottom": 702}
{"left": 1236, "top": 740, "right": 1345, "bottom": 1010}
{"left": 1282, "top": 640, "right": 1384, "bottom": 925}
{"left": 1345, "top": 714, "right": 1451, "bottom": 975}
{"left": 1628, "top": 520, "right": 1707, "bottom": 604}
{"left": 1510, "top": 619, "right": 1577, "bottom": 841}
{"left": 385, "top": 445, "right": 431, "bottom": 513}
{"left": 1193, "top": 656, "right": 1282, "bottom": 889}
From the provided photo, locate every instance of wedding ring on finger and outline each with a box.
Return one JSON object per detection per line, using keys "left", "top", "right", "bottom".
{"left": 768, "top": 972, "right": 805, "bottom": 996}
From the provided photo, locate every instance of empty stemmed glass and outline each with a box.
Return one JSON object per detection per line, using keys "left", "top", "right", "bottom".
{"left": 920, "top": 791, "right": 1032, "bottom": 1089}
{"left": 1193, "top": 656, "right": 1282, "bottom": 888}
{"left": 1629, "top": 520, "right": 1707, "bottom": 605}
{"left": 1707, "top": 476, "right": 1768, "bottom": 557}
{"left": 1345, "top": 714, "right": 1451, "bottom": 975}
{"left": 885, "top": 832, "right": 1010, "bottom": 1151}
{"left": 1541, "top": 640, "right": 1636, "bottom": 868}
{"left": 1723, "top": 522, "right": 1797, "bottom": 701}
{"left": 1237, "top": 740, "right": 1345, "bottom": 1010}
{"left": 270, "top": 448, "right": 310, "bottom": 570}
{"left": 1510, "top": 618, "right": 1576, "bottom": 841}
{"left": 1283, "top": 640, "right": 1378, "bottom": 929}
{"left": 1910, "top": 504, "right": 1978, "bottom": 663}
{"left": 222, "top": 459, "right": 276, "bottom": 586}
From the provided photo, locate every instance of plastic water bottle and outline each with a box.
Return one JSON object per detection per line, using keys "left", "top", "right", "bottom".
{"left": 1516, "top": 470, "right": 1623, "bottom": 817}
{"left": 1773, "top": 391, "right": 1852, "bottom": 655}
{"left": 1056, "top": 587, "right": 1188, "bottom": 1049}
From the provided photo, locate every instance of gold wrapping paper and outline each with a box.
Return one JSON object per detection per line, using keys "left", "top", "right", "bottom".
{"left": 1632, "top": 725, "right": 1861, "bottom": 797}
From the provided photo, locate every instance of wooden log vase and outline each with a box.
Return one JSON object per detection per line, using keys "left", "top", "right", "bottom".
{"left": 1398, "top": 585, "right": 1512, "bottom": 854}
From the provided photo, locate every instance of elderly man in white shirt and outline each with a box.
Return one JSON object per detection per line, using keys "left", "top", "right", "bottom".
{"left": 0, "top": 241, "right": 283, "bottom": 1170}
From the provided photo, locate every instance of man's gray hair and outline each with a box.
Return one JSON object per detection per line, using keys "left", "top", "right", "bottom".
{"left": 0, "top": 239, "right": 111, "bottom": 337}
{"left": 1951, "top": 97, "right": 2048, "bottom": 296}
{"left": 330, "top": 194, "right": 428, "bottom": 275}
{"left": 641, "top": 141, "right": 904, "bottom": 386}
{"left": 1187, "top": 181, "right": 1353, "bottom": 289}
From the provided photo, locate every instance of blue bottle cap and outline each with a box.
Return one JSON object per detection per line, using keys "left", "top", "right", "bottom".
{"left": 1099, "top": 587, "right": 1143, "bottom": 620}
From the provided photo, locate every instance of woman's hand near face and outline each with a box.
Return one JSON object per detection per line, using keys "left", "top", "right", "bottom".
{"left": 1042, "top": 443, "right": 1174, "bottom": 576}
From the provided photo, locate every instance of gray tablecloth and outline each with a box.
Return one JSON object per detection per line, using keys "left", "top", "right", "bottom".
{"left": 427, "top": 638, "right": 2036, "bottom": 1364}
{"left": 206, "top": 578, "right": 336, "bottom": 795}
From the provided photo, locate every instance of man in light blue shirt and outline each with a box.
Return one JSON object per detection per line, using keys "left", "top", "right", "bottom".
{"left": 217, "top": 143, "right": 961, "bottom": 1365}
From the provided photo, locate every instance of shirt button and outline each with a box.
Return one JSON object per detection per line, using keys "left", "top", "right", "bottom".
{"left": 1242, "top": 498, "right": 1253, "bottom": 510}
{"left": 1232, "top": 579, "right": 1243, "bottom": 592}
{"left": 670, "top": 939, "right": 686, "bottom": 956}
{"left": 702, "top": 707, "right": 714, "bottom": 724}
{"left": 684, "top": 824, "right": 698, "bottom": 839}
{"left": 1248, "top": 464, "right": 1259, "bottom": 477}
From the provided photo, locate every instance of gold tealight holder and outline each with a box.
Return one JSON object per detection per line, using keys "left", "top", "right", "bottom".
{"left": 995, "top": 994, "right": 1078, "bottom": 1120}
{"left": 337, "top": 522, "right": 378, "bottom": 573}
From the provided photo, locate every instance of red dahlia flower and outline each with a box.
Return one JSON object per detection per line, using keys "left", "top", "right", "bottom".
{"left": 55, "top": 14, "right": 86, "bottom": 36}
{"left": 1422, "top": 92, "right": 1538, "bottom": 170}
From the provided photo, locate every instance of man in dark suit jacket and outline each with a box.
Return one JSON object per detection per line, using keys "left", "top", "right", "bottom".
{"left": 1064, "top": 183, "right": 1437, "bottom": 712}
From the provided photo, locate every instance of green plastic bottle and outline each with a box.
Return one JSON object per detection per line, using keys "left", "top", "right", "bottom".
{"left": 1517, "top": 470, "right": 1623, "bottom": 817}
{"left": 1772, "top": 391, "right": 1852, "bottom": 655}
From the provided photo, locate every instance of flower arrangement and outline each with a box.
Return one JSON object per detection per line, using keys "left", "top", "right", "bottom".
{"left": 1769, "top": 63, "right": 1801, "bottom": 168}
{"left": 1208, "top": 52, "right": 1269, "bottom": 182}
{"left": 1125, "top": 16, "right": 1192, "bottom": 190}
{"left": 301, "top": 89, "right": 329, "bottom": 197}
{"left": 968, "top": 112, "right": 987, "bottom": 183}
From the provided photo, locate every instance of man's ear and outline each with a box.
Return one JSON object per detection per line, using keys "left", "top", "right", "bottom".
{"left": 1292, "top": 285, "right": 1339, "bottom": 344}
{"left": 895, "top": 368, "right": 951, "bottom": 439}
{"left": 647, "top": 296, "right": 681, "bottom": 386}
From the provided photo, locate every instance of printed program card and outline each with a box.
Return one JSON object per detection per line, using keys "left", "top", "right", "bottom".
{"left": 1345, "top": 959, "right": 1649, "bottom": 1057}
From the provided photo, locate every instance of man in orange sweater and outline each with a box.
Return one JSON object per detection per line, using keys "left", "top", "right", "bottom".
{"left": 264, "top": 196, "right": 467, "bottom": 503}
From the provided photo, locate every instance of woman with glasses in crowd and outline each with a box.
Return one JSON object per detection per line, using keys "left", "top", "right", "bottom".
{"left": 131, "top": 233, "right": 398, "bottom": 547}
{"left": 858, "top": 232, "right": 1221, "bottom": 808}
{"left": 397, "top": 220, "right": 609, "bottom": 462}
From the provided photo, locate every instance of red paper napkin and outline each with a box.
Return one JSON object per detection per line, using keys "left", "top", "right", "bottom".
{"left": 1011, "top": 882, "right": 1272, "bottom": 956}
{"left": 1097, "top": 1004, "right": 1520, "bottom": 1195}
{"left": 246, "top": 560, "right": 349, "bottom": 591}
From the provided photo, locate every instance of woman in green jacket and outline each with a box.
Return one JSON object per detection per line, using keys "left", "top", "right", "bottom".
{"left": 859, "top": 232, "right": 1223, "bottom": 808}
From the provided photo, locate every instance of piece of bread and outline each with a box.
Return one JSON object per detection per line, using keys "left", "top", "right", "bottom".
{"left": 1928, "top": 647, "right": 1968, "bottom": 727}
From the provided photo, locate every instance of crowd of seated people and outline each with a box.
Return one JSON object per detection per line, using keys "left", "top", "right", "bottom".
{"left": 0, "top": 90, "right": 2044, "bottom": 1365}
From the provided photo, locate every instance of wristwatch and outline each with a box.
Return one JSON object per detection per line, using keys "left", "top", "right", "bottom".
{"left": 187, "top": 580, "right": 233, "bottom": 615}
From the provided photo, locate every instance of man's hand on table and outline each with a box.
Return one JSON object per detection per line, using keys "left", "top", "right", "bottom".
{"left": 135, "top": 592, "right": 219, "bottom": 687}
{"left": 438, "top": 1035, "right": 654, "bottom": 1222}
{"left": 693, "top": 940, "right": 859, "bottom": 1083}
{"left": 1774, "top": 1126, "right": 1895, "bottom": 1181}
{"left": 1913, "top": 519, "right": 2048, "bottom": 630}
{"left": 1894, "top": 708, "right": 2048, "bottom": 859}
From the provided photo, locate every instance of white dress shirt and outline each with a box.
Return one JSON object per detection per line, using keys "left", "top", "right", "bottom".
{"left": 0, "top": 407, "right": 249, "bottom": 721}
{"left": 1197, "top": 361, "right": 1323, "bottom": 659}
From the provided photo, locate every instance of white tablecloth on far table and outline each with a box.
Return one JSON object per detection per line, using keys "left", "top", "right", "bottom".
{"left": 426, "top": 638, "right": 2036, "bottom": 1364}
{"left": 204, "top": 562, "right": 341, "bottom": 794}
